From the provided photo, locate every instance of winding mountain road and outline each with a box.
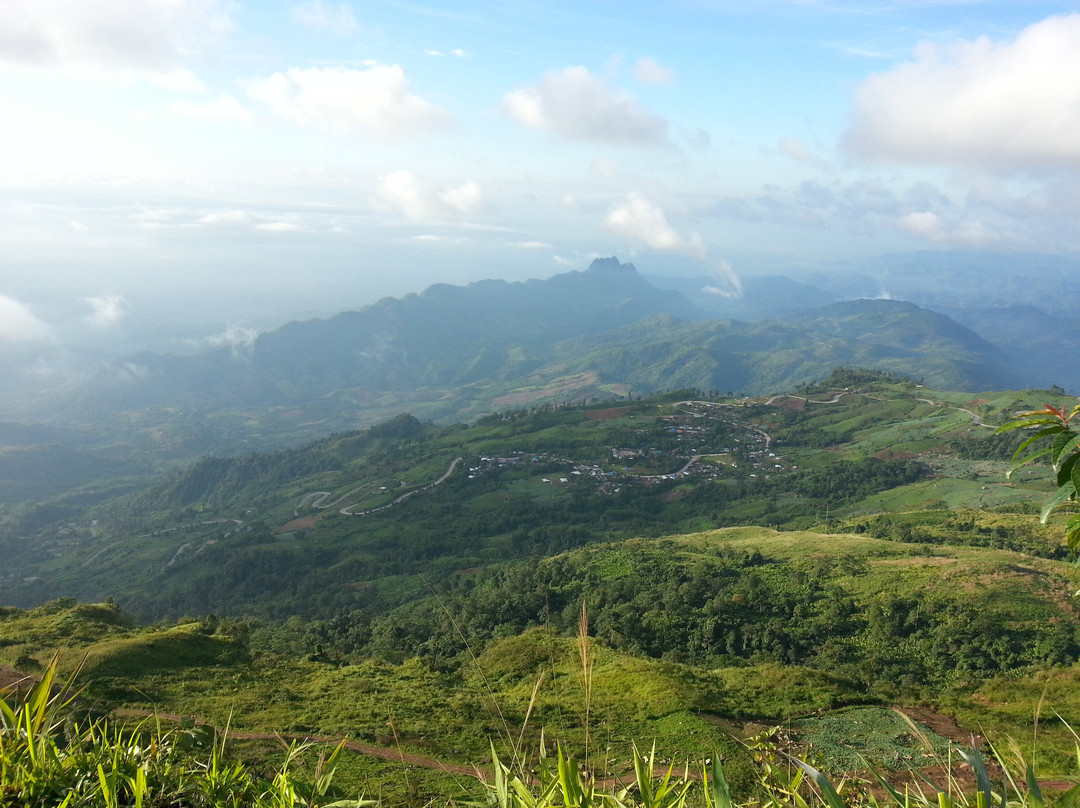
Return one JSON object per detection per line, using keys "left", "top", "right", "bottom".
{"left": 336, "top": 457, "right": 463, "bottom": 516}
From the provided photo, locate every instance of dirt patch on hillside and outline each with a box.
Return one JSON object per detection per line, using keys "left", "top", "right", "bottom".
{"left": 0, "top": 664, "right": 37, "bottom": 694}
{"left": 277, "top": 516, "right": 319, "bottom": 533}
{"left": 586, "top": 407, "right": 631, "bottom": 421}
{"left": 493, "top": 373, "right": 599, "bottom": 407}
{"left": 895, "top": 706, "right": 979, "bottom": 747}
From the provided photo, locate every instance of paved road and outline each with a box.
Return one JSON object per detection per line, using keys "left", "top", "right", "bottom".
{"left": 340, "top": 457, "right": 463, "bottom": 516}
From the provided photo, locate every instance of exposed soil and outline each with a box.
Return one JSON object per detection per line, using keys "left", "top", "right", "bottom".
{"left": 585, "top": 407, "right": 632, "bottom": 421}
{"left": 277, "top": 516, "right": 319, "bottom": 532}
{"left": 895, "top": 706, "right": 980, "bottom": 746}
{"left": 111, "top": 709, "right": 482, "bottom": 778}
{"left": 492, "top": 373, "right": 599, "bottom": 407}
{"left": 0, "top": 664, "right": 36, "bottom": 694}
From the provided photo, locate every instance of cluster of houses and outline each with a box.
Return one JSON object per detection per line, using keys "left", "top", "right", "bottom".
{"left": 461, "top": 405, "right": 792, "bottom": 491}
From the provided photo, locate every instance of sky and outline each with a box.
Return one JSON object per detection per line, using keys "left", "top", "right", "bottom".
{"left": 2, "top": 0, "right": 1080, "bottom": 368}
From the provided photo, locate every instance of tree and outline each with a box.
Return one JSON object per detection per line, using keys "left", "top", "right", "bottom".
{"left": 996, "top": 399, "right": 1080, "bottom": 552}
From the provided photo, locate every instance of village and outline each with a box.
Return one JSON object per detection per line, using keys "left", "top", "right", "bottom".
{"left": 462, "top": 406, "right": 793, "bottom": 494}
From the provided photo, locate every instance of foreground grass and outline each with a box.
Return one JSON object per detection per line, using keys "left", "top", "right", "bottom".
{"left": 0, "top": 660, "right": 370, "bottom": 807}
{"left": 4, "top": 659, "right": 1078, "bottom": 808}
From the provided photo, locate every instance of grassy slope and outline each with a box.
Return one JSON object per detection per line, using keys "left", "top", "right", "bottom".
{"left": 4, "top": 379, "right": 1080, "bottom": 797}
{"left": 5, "top": 518, "right": 1080, "bottom": 783}
{"left": 2, "top": 381, "right": 1065, "bottom": 619}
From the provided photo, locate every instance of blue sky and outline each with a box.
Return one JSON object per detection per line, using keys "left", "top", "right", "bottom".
{"left": 2, "top": 0, "right": 1080, "bottom": 361}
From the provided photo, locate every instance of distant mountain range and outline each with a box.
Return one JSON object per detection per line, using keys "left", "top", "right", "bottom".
{"left": 4, "top": 256, "right": 1050, "bottom": 460}
{"left": 648, "top": 250, "right": 1080, "bottom": 392}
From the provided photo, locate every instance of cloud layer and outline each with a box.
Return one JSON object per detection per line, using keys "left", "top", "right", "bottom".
{"left": 247, "top": 65, "right": 451, "bottom": 138}
{"left": 503, "top": 66, "right": 669, "bottom": 146}
{"left": 0, "top": 0, "right": 227, "bottom": 88}
{"left": 0, "top": 295, "right": 53, "bottom": 343}
{"left": 847, "top": 13, "right": 1080, "bottom": 172}
{"left": 376, "top": 170, "right": 483, "bottom": 221}
{"left": 605, "top": 193, "right": 703, "bottom": 257}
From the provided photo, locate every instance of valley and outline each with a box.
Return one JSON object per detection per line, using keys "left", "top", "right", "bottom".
{"left": 3, "top": 369, "right": 1080, "bottom": 805}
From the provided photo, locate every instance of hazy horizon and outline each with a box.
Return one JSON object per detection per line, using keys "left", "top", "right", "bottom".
{"left": 3, "top": 1, "right": 1080, "bottom": 385}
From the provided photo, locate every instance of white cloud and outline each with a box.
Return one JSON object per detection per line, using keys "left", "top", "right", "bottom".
{"left": 0, "top": 0, "right": 229, "bottom": 85}
{"left": 846, "top": 14, "right": 1080, "bottom": 171}
{"left": 605, "top": 192, "right": 703, "bottom": 257}
{"left": 291, "top": 1, "right": 358, "bottom": 35}
{"left": 85, "top": 295, "right": 125, "bottom": 327}
{"left": 606, "top": 193, "right": 742, "bottom": 296}
{"left": 255, "top": 222, "right": 308, "bottom": 232}
{"left": 414, "top": 234, "right": 469, "bottom": 244}
{"left": 246, "top": 65, "right": 451, "bottom": 138}
{"left": 207, "top": 323, "right": 258, "bottom": 350}
{"left": 0, "top": 296, "right": 53, "bottom": 343}
{"left": 634, "top": 56, "right": 675, "bottom": 86}
{"left": 426, "top": 48, "right": 468, "bottom": 58}
{"left": 440, "top": 180, "right": 483, "bottom": 215}
{"left": 198, "top": 209, "right": 252, "bottom": 226}
{"left": 376, "top": 170, "right": 484, "bottom": 221}
{"left": 703, "top": 260, "right": 743, "bottom": 299}
{"left": 182, "top": 323, "right": 259, "bottom": 359}
{"left": 171, "top": 94, "right": 251, "bottom": 122}
{"left": 503, "top": 66, "right": 669, "bottom": 146}
{"left": 897, "top": 210, "right": 1002, "bottom": 247}
{"left": 69, "top": 219, "right": 89, "bottom": 233}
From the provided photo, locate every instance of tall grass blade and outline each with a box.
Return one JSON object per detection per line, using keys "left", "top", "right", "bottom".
{"left": 703, "top": 754, "right": 733, "bottom": 808}
{"left": 1025, "top": 763, "right": 1045, "bottom": 808}
{"left": 785, "top": 755, "right": 845, "bottom": 808}
{"left": 958, "top": 747, "right": 992, "bottom": 808}
{"left": 577, "top": 601, "right": 593, "bottom": 768}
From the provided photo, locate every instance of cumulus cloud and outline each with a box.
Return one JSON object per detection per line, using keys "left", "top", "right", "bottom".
{"left": 376, "top": 170, "right": 483, "bottom": 221}
{"left": 0, "top": 295, "right": 53, "bottom": 343}
{"left": 634, "top": 56, "right": 675, "bottom": 86}
{"left": 605, "top": 192, "right": 703, "bottom": 256}
{"left": 897, "top": 210, "right": 1002, "bottom": 248}
{"left": 503, "top": 66, "right": 669, "bottom": 146}
{"left": 846, "top": 14, "right": 1080, "bottom": 171}
{"left": 0, "top": 0, "right": 228, "bottom": 85}
{"left": 606, "top": 193, "right": 743, "bottom": 297}
{"left": 246, "top": 65, "right": 451, "bottom": 138}
{"left": 85, "top": 295, "right": 125, "bottom": 327}
{"left": 291, "top": 1, "right": 358, "bottom": 34}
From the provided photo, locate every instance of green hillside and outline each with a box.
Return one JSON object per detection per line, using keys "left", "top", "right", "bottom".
{"left": 5, "top": 372, "right": 1080, "bottom": 803}
{"left": 0, "top": 373, "right": 1059, "bottom": 617}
